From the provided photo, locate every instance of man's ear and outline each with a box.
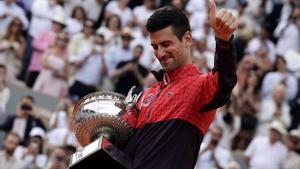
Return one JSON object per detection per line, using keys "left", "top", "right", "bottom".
{"left": 183, "top": 31, "right": 192, "bottom": 47}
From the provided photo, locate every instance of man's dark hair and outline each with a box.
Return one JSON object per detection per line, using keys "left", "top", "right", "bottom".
{"left": 146, "top": 6, "right": 191, "bottom": 40}
{"left": 21, "top": 95, "right": 35, "bottom": 103}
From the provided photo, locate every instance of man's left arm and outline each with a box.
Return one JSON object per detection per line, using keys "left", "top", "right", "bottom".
{"left": 198, "top": 0, "right": 238, "bottom": 112}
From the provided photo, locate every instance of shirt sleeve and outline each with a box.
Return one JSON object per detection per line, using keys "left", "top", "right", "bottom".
{"left": 197, "top": 37, "right": 237, "bottom": 112}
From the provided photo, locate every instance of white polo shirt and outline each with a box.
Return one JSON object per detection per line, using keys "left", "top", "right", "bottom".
{"left": 245, "top": 137, "right": 288, "bottom": 169}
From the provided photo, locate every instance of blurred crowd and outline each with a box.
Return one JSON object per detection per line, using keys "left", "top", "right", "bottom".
{"left": 0, "top": 0, "right": 299, "bottom": 169}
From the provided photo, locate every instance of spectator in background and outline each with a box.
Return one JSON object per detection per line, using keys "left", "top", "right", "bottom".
{"left": 130, "top": 24, "right": 156, "bottom": 70}
{"left": 245, "top": 120, "right": 288, "bottom": 169}
{"left": 105, "top": 27, "right": 133, "bottom": 78}
{"left": 0, "top": 95, "right": 46, "bottom": 145}
{"left": 0, "top": 17, "right": 25, "bottom": 84}
{"left": 194, "top": 125, "right": 233, "bottom": 169}
{"left": 97, "top": 14, "right": 122, "bottom": 47}
{"left": 69, "top": 32, "right": 107, "bottom": 100}
{"left": 261, "top": 56, "right": 298, "bottom": 101}
{"left": 67, "top": 19, "right": 94, "bottom": 85}
{"left": 0, "top": 132, "right": 26, "bottom": 169}
{"left": 105, "top": 0, "right": 133, "bottom": 27}
{"left": 14, "top": 127, "right": 48, "bottom": 169}
{"left": 45, "top": 146, "right": 68, "bottom": 169}
{"left": 47, "top": 103, "right": 78, "bottom": 152}
{"left": 236, "top": 70, "right": 261, "bottom": 116}
{"left": 65, "top": 5, "right": 87, "bottom": 37}
{"left": 26, "top": 13, "right": 66, "bottom": 88}
{"left": 18, "top": 0, "right": 64, "bottom": 81}
{"left": 112, "top": 44, "right": 149, "bottom": 96}
{"left": 257, "top": 84, "right": 291, "bottom": 136}
{"left": 274, "top": 5, "right": 300, "bottom": 56}
{"left": 192, "top": 37, "right": 214, "bottom": 71}
{"left": 49, "top": 99, "right": 73, "bottom": 129}
{"left": 246, "top": 24, "right": 276, "bottom": 66}
{"left": 33, "top": 32, "right": 69, "bottom": 98}
{"left": 82, "top": 0, "right": 104, "bottom": 22}
{"left": 283, "top": 129, "right": 300, "bottom": 169}
{"left": 0, "top": 65, "right": 10, "bottom": 114}
{"left": 213, "top": 104, "right": 241, "bottom": 150}
{"left": 132, "top": 0, "right": 155, "bottom": 35}
{"left": 0, "top": 0, "right": 28, "bottom": 32}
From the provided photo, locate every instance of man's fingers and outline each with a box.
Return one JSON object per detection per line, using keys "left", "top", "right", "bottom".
{"left": 216, "top": 9, "right": 226, "bottom": 28}
{"left": 208, "top": 0, "right": 217, "bottom": 26}
{"left": 219, "top": 13, "right": 234, "bottom": 30}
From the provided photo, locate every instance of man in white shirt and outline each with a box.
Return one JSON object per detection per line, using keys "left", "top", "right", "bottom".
{"left": 105, "top": 0, "right": 133, "bottom": 27}
{"left": 0, "top": 0, "right": 28, "bottom": 32}
{"left": 245, "top": 120, "right": 288, "bottom": 169}
{"left": 0, "top": 132, "right": 26, "bottom": 169}
{"left": 105, "top": 27, "right": 133, "bottom": 77}
{"left": 194, "top": 125, "right": 232, "bottom": 169}
{"left": 82, "top": 0, "right": 104, "bottom": 22}
{"left": 69, "top": 33, "right": 106, "bottom": 100}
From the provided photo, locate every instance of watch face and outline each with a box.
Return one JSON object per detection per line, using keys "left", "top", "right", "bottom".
{"left": 73, "top": 91, "right": 132, "bottom": 147}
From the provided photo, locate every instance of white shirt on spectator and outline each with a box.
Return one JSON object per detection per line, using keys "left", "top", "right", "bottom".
{"left": 68, "top": 33, "right": 94, "bottom": 57}
{"left": 14, "top": 146, "right": 48, "bottom": 169}
{"left": 0, "top": 150, "right": 26, "bottom": 169}
{"left": 0, "top": 86, "right": 10, "bottom": 114}
{"left": 284, "top": 49, "right": 300, "bottom": 79}
{"left": 106, "top": 1, "right": 133, "bottom": 27}
{"left": 72, "top": 45, "right": 105, "bottom": 86}
{"left": 194, "top": 142, "right": 232, "bottom": 169}
{"left": 245, "top": 137, "right": 288, "bottom": 169}
{"left": 275, "top": 21, "right": 299, "bottom": 56}
{"left": 185, "top": 0, "right": 207, "bottom": 14}
{"left": 65, "top": 17, "right": 84, "bottom": 37}
{"left": 215, "top": 111, "right": 241, "bottom": 150}
{"left": 189, "top": 12, "right": 207, "bottom": 32}
{"left": 0, "top": 1, "right": 29, "bottom": 32}
{"left": 133, "top": 5, "right": 153, "bottom": 24}
{"left": 29, "top": 0, "right": 64, "bottom": 38}
{"left": 104, "top": 45, "right": 133, "bottom": 77}
{"left": 256, "top": 99, "right": 290, "bottom": 136}
{"left": 261, "top": 71, "right": 298, "bottom": 100}
{"left": 63, "top": 0, "right": 82, "bottom": 17}
{"left": 47, "top": 127, "right": 79, "bottom": 147}
{"left": 246, "top": 37, "right": 276, "bottom": 63}
{"left": 130, "top": 35, "right": 155, "bottom": 69}
{"left": 82, "top": 0, "right": 103, "bottom": 21}
{"left": 49, "top": 110, "right": 68, "bottom": 129}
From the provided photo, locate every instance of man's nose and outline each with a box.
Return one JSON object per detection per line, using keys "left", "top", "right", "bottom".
{"left": 156, "top": 47, "right": 166, "bottom": 59}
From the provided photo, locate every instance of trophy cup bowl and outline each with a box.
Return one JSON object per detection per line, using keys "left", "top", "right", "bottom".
{"left": 72, "top": 91, "right": 133, "bottom": 147}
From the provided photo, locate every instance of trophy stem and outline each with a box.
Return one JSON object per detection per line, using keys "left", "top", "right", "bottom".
{"left": 91, "top": 126, "right": 116, "bottom": 144}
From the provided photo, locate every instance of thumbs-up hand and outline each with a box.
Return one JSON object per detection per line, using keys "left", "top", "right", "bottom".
{"left": 208, "top": 0, "right": 238, "bottom": 41}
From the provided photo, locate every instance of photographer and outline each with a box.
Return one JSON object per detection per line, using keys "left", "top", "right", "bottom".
{"left": 0, "top": 95, "right": 46, "bottom": 145}
{"left": 112, "top": 44, "right": 149, "bottom": 95}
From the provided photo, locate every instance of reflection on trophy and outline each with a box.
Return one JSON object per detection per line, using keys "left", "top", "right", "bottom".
{"left": 69, "top": 91, "right": 133, "bottom": 169}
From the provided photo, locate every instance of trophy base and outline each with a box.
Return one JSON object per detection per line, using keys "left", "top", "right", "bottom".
{"left": 69, "top": 137, "right": 132, "bottom": 169}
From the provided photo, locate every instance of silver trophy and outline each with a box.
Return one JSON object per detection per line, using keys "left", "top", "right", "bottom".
{"left": 73, "top": 91, "right": 133, "bottom": 147}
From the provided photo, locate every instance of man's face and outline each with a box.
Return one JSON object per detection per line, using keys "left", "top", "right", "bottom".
{"left": 150, "top": 26, "right": 191, "bottom": 72}
{"left": 269, "top": 129, "right": 281, "bottom": 143}
{"left": 18, "top": 98, "right": 34, "bottom": 115}
{"left": 4, "top": 134, "right": 20, "bottom": 155}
